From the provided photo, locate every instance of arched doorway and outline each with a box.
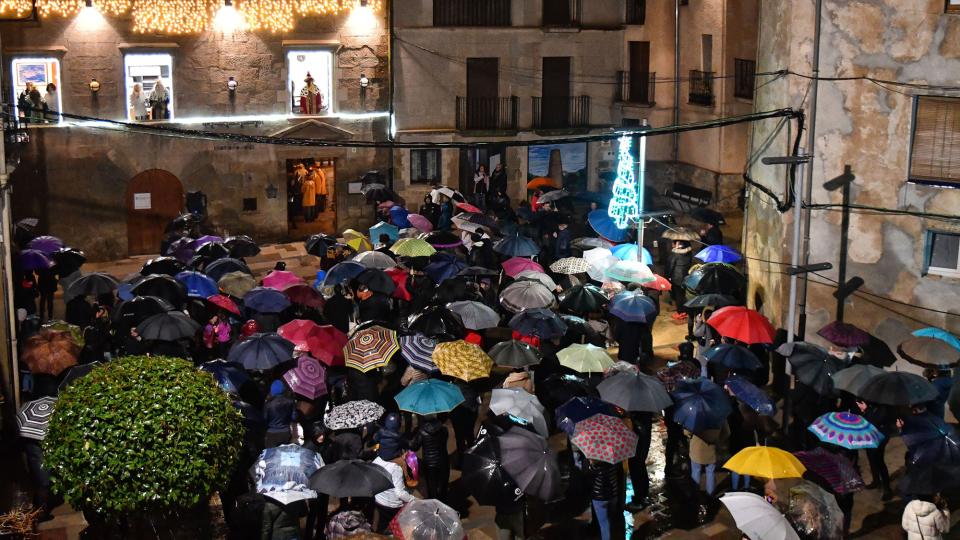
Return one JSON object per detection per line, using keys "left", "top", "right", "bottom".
{"left": 126, "top": 169, "right": 183, "bottom": 255}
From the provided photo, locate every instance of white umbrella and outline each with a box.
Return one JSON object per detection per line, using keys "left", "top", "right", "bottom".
{"left": 489, "top": 388, "right": 549, "bottom": 437}
{"left": 583, "top": 247, "right": 619, "bottom": 282}
{"left": 719, "top": 492, "right": 800, "bottom": 540}
{"left": 430, "top": 186, "right": 458, "bottom": 203}
{"left": 351, "top": 251, "right": 396, "bottom": 270}
{"left": 515, "top": 270, "right": 558, "bottom": 290}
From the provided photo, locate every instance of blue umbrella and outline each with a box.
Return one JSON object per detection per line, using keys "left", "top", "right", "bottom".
{"left": 610, "top": 244, "right": 653, "bottom": 264}
{"left": 200, "top": 360, "right": 252, "bottom": 395}
{"left": 390, "top": 205, "right": 412, "bottom": 229}
{"left": 312, "top": 270, "right": 327, "bottom": 290}
{"left": 695, "top": 245, "right": 742, "bottom": 264}
{"left": 243, "top": 287, "right": 291, "bottom": 314}
{"left": 608, "top": 291, "right": 658, "bottom": 323}
{"left": 703, "top": 344, "right": 762, "bottom": 371}
{"left": 175, "top": 270, "right": 219, "bottom": 298}
{"left": 671, "top": 378, "right": 733, "bottom": 434}
{"left": 323, "top": 261, "right": 366, "bottom": 288}
{"left": 254, "top": 444, "right": 324, "bottom": 504}
{"left": 508, "top": 308, "right": 567, "bottom": 339}
{"left": 205, "top": 258, "right": 252, "bottom": 282}
{"left": 554, "top": 396, "right": 619, "bottom": 436}
{"left": 228, "top": 332, "right": 295, "bottom": 371}
{"left": 901, "top": 412, "right": 960, "bottom": 466}
{"left": 395, "top": 379, "right": 465, "bottom": 415}
{"left": 493, "top": 234, "right": 541, "bottom": 257}
{"left": 370, "top": 221, "right": 399, "bottom": 243}
{"left": 425, "top": 253, "right": 468, "bottom": 284}
{"left": 723, "top": 376, "right": 776, "bottom": 416}
{"left": 587, "top": 209, "right": 631, "bottom": 243}
{"left": 913, "top": 327, "right": 960, "bottom": 352}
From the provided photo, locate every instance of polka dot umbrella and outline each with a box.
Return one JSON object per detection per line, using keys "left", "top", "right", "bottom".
{"left": 571, "top": 413, "right": 639, "bottom": 464}
{"left": 808, "top": 411, "right": 883, "bottom": 450}
{"left": 344, "top": 325, "right": 400, "bottom": 373}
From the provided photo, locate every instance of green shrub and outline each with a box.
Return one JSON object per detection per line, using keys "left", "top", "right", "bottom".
{"left": 44, "top": 356, "right": 243, "bottom": 516}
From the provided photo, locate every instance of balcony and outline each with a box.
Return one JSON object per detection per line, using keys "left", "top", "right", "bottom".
{"left": 617, "top": 71, "right": 655, "bottom": 105}
{"left": 533, "top": 96, "right": 591, "bottom": 130}
{"left": 433, "top": 0, "right": 512, "bottom": 27}
{"left": 689, "top": 70, "right": 715, "bottom": 106}
{"left": 542, "top": 0, "right": 581, "bottom": 27}
{"left": 456, "top": 96, "right": 518, "bottom": 132}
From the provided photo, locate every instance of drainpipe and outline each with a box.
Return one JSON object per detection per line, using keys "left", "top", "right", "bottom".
{"left": 387, "top": 0, "right": 396, "bottom": 191}
{"left": 672, "top": 0, "right": 680, "bottom": 162}
{"left": 797, "top": 0, "right": 823, "bottom": 340}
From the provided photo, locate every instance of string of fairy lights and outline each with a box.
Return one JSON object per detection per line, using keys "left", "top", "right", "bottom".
{"left": 0, "top": 0, "right": 380, "bottom": 33}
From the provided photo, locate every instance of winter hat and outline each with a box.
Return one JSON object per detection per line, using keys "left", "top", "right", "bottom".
{"left": 269, "top": 379, "right": 285, "bottom": 396}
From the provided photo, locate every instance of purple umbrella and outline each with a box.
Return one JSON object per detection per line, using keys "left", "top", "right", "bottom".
{"left": 817, "top": 321, "right": 871, "bottom": 348}
{"left": 165, "top": 237, "right": 196, "bottom": 263}
{"left": 18, "top": 249, "right": 52, "bottom": 270}
{"left": 27, "top": 236, "right": 64, "bottom": 255}
{"left": 283, "top": 356, "right": 327, "bottom": 399}
{"left": 190, "top": 235, "right": 224, "bottom": 249}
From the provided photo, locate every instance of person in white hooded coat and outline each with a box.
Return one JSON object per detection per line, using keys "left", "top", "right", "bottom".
{"left": 902, "top": 496, "right": 950, "bottom": 540}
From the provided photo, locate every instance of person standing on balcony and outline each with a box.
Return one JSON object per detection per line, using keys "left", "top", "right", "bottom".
{"left": 129, "top": 84, "right": 148, "bottom": 121}
{"left": 299, "top": 72, "right": 324, "bottom": 115}
{"left": 149, "top": 81, "right": 170, "bottom": 120}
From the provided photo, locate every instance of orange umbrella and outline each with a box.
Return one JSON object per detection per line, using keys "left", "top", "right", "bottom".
{"left": 21, "top": 329, "right": 80, "bottom": 376}
{"left": 526, "top": 177, "right": 557, "bottom": 190}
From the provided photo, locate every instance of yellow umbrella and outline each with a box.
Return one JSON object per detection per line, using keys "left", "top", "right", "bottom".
{"left": 391, "top": 238, "right": 436, "bottom": 258}
{"left": 433, "top": 340, "right": 493, "bottom": 381}
{"left": 343, "top": 229, "right": 372, "bottom": 253}
{"left": 723, "top": 446, "right": 806, "bottom": 479}
{"left": 557, "top": 343, "right": 614, "bottom": 373}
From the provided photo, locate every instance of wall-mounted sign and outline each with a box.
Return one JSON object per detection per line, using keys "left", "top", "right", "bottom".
{"left": 133, "top": 193, "right": 152, "bottom": 210}
{"left": 348, "top": 182, "right": 363, "bottom": 194}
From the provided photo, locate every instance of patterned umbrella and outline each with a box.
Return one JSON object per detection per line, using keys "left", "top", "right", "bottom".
{"left": 898, "top": 336, "right": 960, "bottom": 369}
{"left": 262, "top": 270, "right": 303, "bottom": 291}
{"left": 707, "top": 306, "right": 776, "bottom": 345}
{"left": 353, "top": 250, "right": 397, "bottom": 270}
{"left": 391, "top": 238, "right": 437, "bottom": 257}
{"left": 549, "top": 257, "right": 590, "bottom": 275}
{"left": 493, "top": 234, "right": 540, "bottom": 257}
{"left": 694, "top": 245, "right": 742, "bottom": 264}
{"left": 218, "top": 271, "right": 257, "bottom": 297}
{"left": 433, "top": 340, "right": 493, "bottom": 381}
{"left": 228, "top": 333, "right": 295, "bottom": 371}
{"left": 656, "top": 361, "right": 701, "bottom": 392}
{"left": 583, "top": 248, "right": 620, "bottom": 282}
{"left": 16, "top": 397, "right": 56, "bottom": 441}
{"left": 446, "top": 300, "right": 500, "bottom": 330}
{"left": 571, "top": 413, "right": 639, "bottom": 464}
{"left": 18, "top": 249, "right": 52, "bottom": 270}
{"left": 501, "top": 257, "right": 544, "bottom": 278}
{"left": 281, "top": 283, "right": 325, "bottom": 308}
{"left": 324, "top": 400, "right": 386, "bottom": 430}
{"left": 243, "top": 287, "right": 292, "bottom": 314}
{"left": 794, "top": 447, "right": 864, "bottom": 495}
{"left": 557, "top": 343, "right": 615, "bottom": 373}
{"left": 489, "top": 388, "right": 548, "bottom": 437}
{"left": 608, "top": 290, "right": 658, "bottom": 323}
{"left": 283, "top": 356, "right": 328, "bottom": 399}
{"left": 499, "top": 281, "right": 555, "bottom": 313}
{"left": 206, "top": 294, "right": 241, "bottom": 316}
{"left": 344, "top": 326, "right": 400, "bottom": 372}
{"left": 489, "top": 339, "right": 541, "bottom": 368}
{"left": 817, "top": 320, "right": 871, "bottom": 348}
{"left": 21, "top": 329, "right": 79, "bottom": 376}
{"left": 704, "top": 343, "right": 763, "bottom": 371}
{"left": 389, "top": 499, "right": 464, "bottom": 540}
{"left": 254, "top": 444, "right": 324, "bottom": 505}
{"left": 596, "top": 371, "right": 672, "bottom": 413}
{"left": 724, "top": 375, "right": 776, "bottom": 416}
{"left": 724, "top": 446, "right": 806, "bottom": 479}
{"left": 399, "top": 334, "right": 439, "bottom": 373}
{"left": 395, "top": 379, "right": 465, "bottom": 415}
{"left": 508, "top": 308, "right": 567, "bottom": 339}
{"left": 498, "top": 427, "right": 562, "bottom": 501}
{"left": 407, "top": 213, "right": 433, "bottom": 233}
{"left": 610, "top": 244, "right": 654, "bottom": 264}
{"left": 27, "top": 235, "right": 64, "bottom": 255}
{"left": 605, "top": 260, "right": 656, "bottom": 284}
{"left": 808, "top": 411, "right": 882, "bottom": 450}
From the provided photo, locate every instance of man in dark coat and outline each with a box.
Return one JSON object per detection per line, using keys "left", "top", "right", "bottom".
{"left": 323, "top": 285, "right": 353, "bottom": 334}
{"left": 667, "top": 241, "right": 693, "bottom": 319}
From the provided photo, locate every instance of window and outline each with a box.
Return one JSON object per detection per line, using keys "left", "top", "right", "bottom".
{"left": 11, "top": 57, "right": 62, "bottom": 123}
{"left": 910, "top": 96, "right": 960, "bottom": 186}
{"left": 124, "top": 53, "right": 174, "bottom": 120}
{"left": 925, "top": 230, "right": 960, "bottom": 278}
{"left": 410, "top": 150, "right": 441, "bottom": 184}
{"left": 734, "top": 58, "right": 756, "bottom": 100}
{"left": 626, "top": 0, "right": 645, "bottom": 24}
{"left": 242, "top": 198, "right": 258, "bottom": 212}
{"left": 948, "top": 0, "right": 960, "bottom": 13}
{"left": 433, "top": 0, "right": 511, "bottom": 26}
{"left": 287, "top": 50, "right": 334, "bottom": 115}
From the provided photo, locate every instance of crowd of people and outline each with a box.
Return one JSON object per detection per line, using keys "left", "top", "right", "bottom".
{"left": 9, "top": 181, "right": 958, "bottom": 540}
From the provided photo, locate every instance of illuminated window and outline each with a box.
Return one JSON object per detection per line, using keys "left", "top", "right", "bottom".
{"left": 287, "top": 50, "right": 334, "bottom": 115}
{"left": 11, "top": 57, "right": 62, "bottom": 124}
{"left": 124, "top": 53, "right": 175, "bottom": 121}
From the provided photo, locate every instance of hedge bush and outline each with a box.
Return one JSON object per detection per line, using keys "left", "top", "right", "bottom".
{"left": 44, "top": 356, "right": 243, "bottom": 516}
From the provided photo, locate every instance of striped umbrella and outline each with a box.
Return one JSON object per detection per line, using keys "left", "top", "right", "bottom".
{"left": 16, "top": 397, "right": 56, "bottom": 441}
{"left": 433, "top": 340, "right": 493, "bottom": 381}
{"left": 344, "top": 326, "right": 400, "bottom": 372}
{"left": 399, "top": 334, "right": 439, "bottom": 373}
{"left": 283, "top": 356, "right": 328, "bottom": 400}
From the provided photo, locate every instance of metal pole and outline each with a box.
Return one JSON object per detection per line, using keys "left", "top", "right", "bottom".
{"left": 786, "top": 151, "right": 807, "bottom": 343}
{"left": 636, "top": 120, "right": 648, "bottom": 258}
{"left": 672, "top": 0, "right": 680, "bottom": 162}
{"left": 836, "top": 167, "right": 851, "bottom": 321}
{"left": 797, "top": 0, "right": 823, "bottom": 339}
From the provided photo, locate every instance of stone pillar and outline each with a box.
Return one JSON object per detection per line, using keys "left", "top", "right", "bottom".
{"left": 548, "top": 148, "right": 563, "bottom": 186}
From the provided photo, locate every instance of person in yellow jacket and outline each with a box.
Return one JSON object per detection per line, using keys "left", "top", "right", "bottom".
{"left": 301, "top": 171, "right": 317, "bottom": 222}
{"left": 311, "top": 162, "right": 328, "bottom": 212}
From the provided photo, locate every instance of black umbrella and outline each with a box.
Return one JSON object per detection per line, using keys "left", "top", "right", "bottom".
{"left": 508, "top": 308, "right": 567, "bottom": 339}
{"left": 408, "top": 306, "right": 466, "bottom": 341}
{"left": 308, "top": 459, "right": 393, "bottom": 497}
{"left": 362, "top": 184, "right": 398, "bottom": 204}
{"left": 355, "top": 269, "right": 396, "bottom": 296}
{"left": 461, "top": 432, "right": 522, "bottom": 506}
{"left": 227, "top": 332, "right": 295, "bottom": 371}
{"left": 52, "top": 247, "right": 87, "bottom": 275}
{"left": 130, "top": 274, "right": 187, "bottom": 307}
{"left": 422, "top": 231, "right": 462, "bottom": 249}
{"left": 596, "top": 371, "right": 673, "bottom": 413}
{"left": 558, "top": 285, "right": 608, "bottom": 314}
{"left": 196, "top": 242, "right": 230, "bottom": 260}
{"left": 14, "top": 217, "right": 39, "bottom": 242}
{"left": 558, "top": 314, "right": 604, "bottom": 346}
{"left": 136, "top": 311, "right": 201, "bottom": 341}
{"left": 489, "top": 340, "right": 541, "bottom": 368}
{"left": 690, "top": 207, "right": 725, "bottom": 225}
{"left": 683, "top": 293, "right": 740, "bottom": 310}
{"left": 901, "top": 412, "right": 960, "bottom": 466}
{"left": 703, "top": 344, "right": 763, "bottom": 371}
{"left": 858, "top": 371, "right": 939, "bottom": 407}
{"left": 66, "top": 272, "right": 119, "bottom": 298}
{"left": 305, "top": 234, "right": 340, "bottom": 257}
{"left": 58, "top": 362, "right": 100, "bottom": 391}
{"left": 140, "top": 256, "right": 186, "bottom": 277}
{"left": 205, "top": 258, "right": 252, "bottom": 282}
{"left": 165, "top": 213, "right": 200, "bottom": 233}
{"left": 857, "top": 335, "right": 898, "bottom": 368}
{"left": 458, "top": 266, "right": 500, "bottom": 278}
{"left": 224, "top": 235, "right": 260, "bottom": 258}
{"left": 113, "top": 296, "right": 174, "bottom": 331}
{"left": 498, "top": 427, "right": 562, "bottom": 501}
{"left": 540, "top": 373, "right": 598, "bottom": 411}
{"left": 779, "top": 341, "right": 846, "bottom": 395}
{"left": 683, "top": 263, "right": 746, "bottom": 297}
{"left": 200, "top": 360, "right": 253, "bottom": 395}
{"left": 899, "top": 462, "right": 960, "bottom": 495}
{"left": 493, "top": 234, "right": 540, "bottom": 257}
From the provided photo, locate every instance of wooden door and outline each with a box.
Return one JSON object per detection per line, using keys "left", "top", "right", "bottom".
{"left": 466, "top": 58, "right": 499, "bottom": 129}
{"left": 629, "top": 41, "right": 651, "bottom": 103}
{"left": 542, "top": 57, "right": 571, "bottom": 128}
{"left": 126, "top": 169, "right": 184, "bottom": 255}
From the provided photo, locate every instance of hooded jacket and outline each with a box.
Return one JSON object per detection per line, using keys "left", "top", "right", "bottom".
{"left": 667, "top": 245, "right": 693, "bottom": 284}
{"left": 412, "top": 418, "right": 449, "bottom": 468}
{"left": 374, "top": 413, "right": 408, "bottom": 460}
{"left": 902, "top": 500, "right": 949, "bottom": 540}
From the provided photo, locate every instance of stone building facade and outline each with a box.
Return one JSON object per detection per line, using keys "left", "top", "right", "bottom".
{"left": 744, "top": 0, "right": 960, "bottom": 355}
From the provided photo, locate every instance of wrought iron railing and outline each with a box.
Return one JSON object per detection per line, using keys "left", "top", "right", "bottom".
{"left": 456, "top": 96, "right": 518, "bottom": 131}
{"left": 533, "top": 96, "right": 591, "bottom": 129}
{"left": 617, "top": 71, "right": 655, "bottom": 105}
{"left": 689, "top": 70, "right": 715, "bottom": 106}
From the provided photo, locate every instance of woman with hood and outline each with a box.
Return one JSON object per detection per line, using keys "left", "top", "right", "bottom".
{"left": 902, "top": 494, "right": 950, "bottom": 540}
{"left": 410, "top": 414, "right": 450, "bottom": 501}
{"left": 667, "top": 240, "right": 693, "bottom": 320}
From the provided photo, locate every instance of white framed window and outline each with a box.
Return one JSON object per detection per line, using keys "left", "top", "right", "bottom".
{"left": 11, "top": 57, "right": 62, "bottom": 123}
{"left": 287, "top": 50, "right": 334, "bottom": 115}
{"left": 124, "top": 52, "right": 174, "bottom": 120}
{"left": 925, "top": 230, "right": 960, "bottom": 278}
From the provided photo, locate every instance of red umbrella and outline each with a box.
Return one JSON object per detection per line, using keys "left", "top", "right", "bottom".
{"left": 385, "top": 267, "right": 413, "bottom": 301}
{"left": 282, "top": 283, "right": 325, "bottom": 308}
{"left": 456, "top": 202, "right": 482, "bottom": 213}
{"left": 707, "top": 306, "right": 776, "bottom": 345}
{"left": 278, "top": 319, "right": 320, "bottom": 347}
{"left": 279, "top": 320, "right": 347, "bottom": 366}
{"left": 206, "top": 294, "right": 241, "bottom": 316}
{"left": 640, "top": 274, "right": 672, "bottom": 292}
{"left": 262, "top": 270, "right": 302, "bottom": 290}
{"left": 501, "top": 257, "right": 544, "bottom": 278}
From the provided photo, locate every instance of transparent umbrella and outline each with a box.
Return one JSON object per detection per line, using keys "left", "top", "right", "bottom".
{"left": 389, "top": 498, "right": 464, "bottom": 540}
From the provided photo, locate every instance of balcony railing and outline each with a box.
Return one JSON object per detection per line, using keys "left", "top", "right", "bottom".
{"left": 456, "top": 96, "right": 518, "bottom": 131}
{"left": 734, "top": 58, "right": 756, "bottom": 100}
{"left": 533, "top": 96, "right": 590, "bottom": 129}
{"left": 433, "top": 0, "right": 511, "bottom": 27}
{"left": 542, "top": 0, "right": 581, "bottom": 27}
{"left": 617, "top": 71, "right": 655, "bottom": 105}
{"left": 689, "top": 70, "right": 715, "bottom": 106}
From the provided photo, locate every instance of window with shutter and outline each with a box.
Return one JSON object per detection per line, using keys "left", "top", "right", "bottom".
{"left": 909, "top": 96, "right": 960, "bottom": 186}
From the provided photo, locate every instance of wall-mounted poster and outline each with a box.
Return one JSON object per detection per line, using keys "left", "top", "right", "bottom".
{"left": 16, "top": 62, "right": 47, "bottom": 86}
{"left": 528, "top": 142, "right": 588, "bottom": 193}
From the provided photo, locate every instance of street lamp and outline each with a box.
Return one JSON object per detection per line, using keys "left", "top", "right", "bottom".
{"left": 359, "top": 73, "right": 369, "bottom": 110}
